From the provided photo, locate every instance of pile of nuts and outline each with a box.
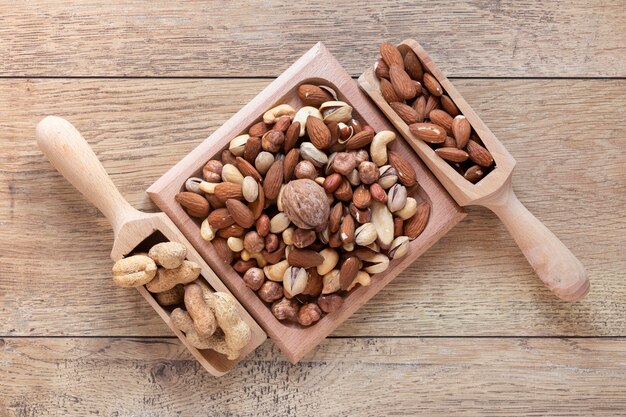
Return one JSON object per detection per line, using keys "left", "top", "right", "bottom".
{"left": 374, "top": 42, "right": 495, "bottom": 183}
{"left": 177, "top": 83, "right": 430, "bottom": 327}
{"left": 111, "top": 241, "right": 251, "bottom": 359}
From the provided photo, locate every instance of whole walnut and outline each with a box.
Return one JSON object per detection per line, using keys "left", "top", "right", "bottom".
{"left": 281, "top": 179, "right": 330, "bottom": 230}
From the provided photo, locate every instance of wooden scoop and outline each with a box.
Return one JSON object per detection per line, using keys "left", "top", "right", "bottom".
{"left": 358, "top": 39, "right": 589, "bottom": 301}
{"left": 36, "top": 116, "right": 266, "bottom": 376}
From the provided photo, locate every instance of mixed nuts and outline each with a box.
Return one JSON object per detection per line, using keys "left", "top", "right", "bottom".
{"left": 178, "top": 83, "right": 431, "bottom": 327}
{"left": 111, "top": 241, "right": 251, "bottom": 359}
{"left": 374, "top": 42, "right": 495, "bottom": 183}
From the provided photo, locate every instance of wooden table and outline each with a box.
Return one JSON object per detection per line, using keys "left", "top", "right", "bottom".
{"left": 1, "top": 1, "right": 625, "bottom": 415}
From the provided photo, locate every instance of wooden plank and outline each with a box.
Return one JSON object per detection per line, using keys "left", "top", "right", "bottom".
{"left": 1, "top": 79, "right": 624, "bottom": 337}
{"left": 1, "top": 0, "right": 625, "bottom": 77}
{"left": 0, "top": 337, "right": 625, "bottom": 416}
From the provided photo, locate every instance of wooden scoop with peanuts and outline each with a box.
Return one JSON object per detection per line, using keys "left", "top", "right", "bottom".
{"left": 36, "top": 116, "right": 266, "bottom": 376}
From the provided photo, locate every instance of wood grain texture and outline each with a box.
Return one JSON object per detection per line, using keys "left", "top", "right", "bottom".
{"left": 1, "top": 337, "right": 625, "bottom": 416}
{"left": 1, "top": 0, "right": 624, "bottom": 77}
{"left": 1, "top": 78, "right": 624, "bottom": 338}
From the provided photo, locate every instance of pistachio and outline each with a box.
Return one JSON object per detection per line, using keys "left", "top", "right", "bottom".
{"left": 255, "top": 151, "right": 275, "bottom": 175}
{"left": 387, "top": 183, "right": 408, "bottom": 212}
{"left": 229, "top": 134, "right": 249, "bottom": 157}
{"left": 354, "top": 223, "right": 378, "bottom": 246}
{"left": 300, "top": 142, "right": 328, "bottom": 167}
{"left": 320, "top": 101, "right": 353, "bottom": 124}
{"left": 226, "top": 237, "right": 244, "bottom": 252}
{"left": 342, "top": 242, "right": 355, "bottom": 252}
{"left": 221, "top": 164, "right": 244, "bottom": 184}
{"left": 293, "top": 106, "right": 323, "bottom": 137}
{"left": 263, "top": 259, "right": 290, "bottom": 282}
{"left": 337, "top": 122, "right": 354, "bottom": 144}
{"left": 270, "top": 212, "right": 291, "bottom": 234}
{"left": 346, "top": 169, "right": 361, "bottom": 187}
{"left": 241, "top": 176, "right": 259, "bottom": 202}
{"left": 388, "top": 236, "right": 410, "bottom": 259}
{"left": 396, "top": 197, "right": 418, "bottom": 220}
{"left": 185, "top": 177, "right": 204, "bottom": 194}
{"left": 358, "top": 251, "right": 390, "bottom": 274}
{"left": 322, "top": 270, "right": 341, "bottom": 294}
{"left": 371, "top": 201, "right": 394, "bottom": 246}
{"left": 283, "top": 266, "right": 308, "bottom": 296}
{"left": 378, "top": 165, "right": 399, "bottom": 189}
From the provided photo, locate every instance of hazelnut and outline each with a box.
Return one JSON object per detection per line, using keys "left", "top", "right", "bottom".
{"left": 294, "top": 160, "right": 318, "bottom": 180}
{"left": 317, "top": 294, "right": 343, "bottom": 313}
{"left": 298, "top": 303, "right": 322, "bottom": 326}
{"left": 243, "top": 267, "right": 265, "bottom": 291}
{"left": 265, "top": 233, "right": 279, "bottom": 253}
{"left": 243, "top": 231, "right": 265, "bottom": 253}
{"left": 358, "top": 161, "right": 379, "bottom": 185}
{"left": 332, "top": 152, "right": 356, "bottom": 175}
{"left": 261, "top": 130, "right": 284, "bottom": 153}
{"left": 258, "top": 281, "right": 283, "bottom": 303}
{"left": 202, "top": 159, "right": 223, "bottom": 183}
{"left": 351, "top": 149, "right": 369, "bottom": 165}
{"left": 271, "top": 297, "right": 300, "bottom": 321}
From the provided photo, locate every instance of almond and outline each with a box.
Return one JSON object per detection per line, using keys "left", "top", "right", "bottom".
{"left": 408, "top": 122, "right": 446, "bottom": 144}
{"left": 375, "top": 58, "right": 390, "bottom": 79}
{"left": 235, "top": 157, "right": 262, "bottom": 182}
{"left": 466, "top": 140, "right": 494, "bottom": 167}
{"left": 298, "top": 84, "right": 333, "bottom": 107}
{"left": 397, "top": 44, "right": 412, "bottom": 57}
{"left": 214, "top": 182, "right": 243, "bottom": 202}
{"left": 339, "top": 214, "right": 355, "bottom": 244}
{"left": 464, "top": 165, "right": 485, "bottom": 183}
{"left": 389, "top": 64, "right": 416, "bottom": 100}
{"left": 435, "top": 147, "right": 469, "bottom": 163}
{"left": 225, "top": 199, "right": 255, "bottom": 228}
{"left": 283, "top": 148, "right": 300, "bottom": 182}
{"left": 379, "top": 78, "right": 401, "bottom": 103}
{"left": 218, "top": 224, "right": 245, "bottom": 239}
{"left": 441, "top": 95, "right": 460, "bottom": 117}
{"left": 175, "top": 192, "right": 209, "bottom": 218}
{"left": 388, "top": 151, "right": 417, "bottom": 187}
{"left": 452, "top": 115, "right": 471, "bottom": 149}
{"left": 403, "top": 49, "right": 423, "bottom": 81}
{"left": 339, "top": 256, "right": 360, "bottom": 291}
{"left": 284, "top": 121, "right": 300, "bottom": 153}
{"left": 287, "top": 249, "right": 324, "bottom": 268}
{"left": 329, "top": 202, "right": 343, "bottom": 233}
{"left": 411, "top": 96, "right": 426, "bottom": 123}
{"left": 207, "top": 207, "right": 235, "bottom": 229}
{"left": 423, "top": 73, "right": 443, "bottom": 96}
{"left": 443, "top": 136, "right": 457, "bottom": 148}
{"left": 429, "top": 109, "right": 453, "bottom": 132}
{"left": 404, "top": 201, "right": 430, "bottom": 240}
{"left": 212, "top": 237, "right": 234, "bottom": 265}
{"left": 352, "top": 185, "right": 371, "bottom": 209}
{"left": 248, "top": 121, "right": 270, "bottom": 137}
{"left": 272, "top": 115, "right": 292, "bottom": 133}
{"left": 380, "top": 42, "right": 403, "bottom": 67}
{"left": 424, "top": 95, "right": 441, "bottom": 119}
{"left": 345, "top": 130, "right": 375, "bottom": 150}
{"left": 389, "top": 102, "right": 419, "bottom": 124}
{"left": 263, "top": 159, "right": 284, "bottom": 200}
{"left": 307, "top": 116, "right": 332, "bottom": 150}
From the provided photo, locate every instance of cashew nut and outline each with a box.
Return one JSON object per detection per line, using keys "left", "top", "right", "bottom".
{"left": 240, "top": 249, "right": 267, "bottom": 267}
{"left": 263, "top": 104, "right": 296, "bottom": 124}
{"left": 347, "top": 270, "right": 371, "bottom": 291}
{"left": 263, "top": 259, "right": 289, "bottom": 282}
{"left": 200, "top": 218, "right": 216, "bottom": 241}
{"left": 322, "top": 270, "right": 341, "bottom": 294}
{"left": 370, "top": 131, "right": 396, "bottom": 167}
{"left": 293, "top": 106, "right": 323, "bottom": 137}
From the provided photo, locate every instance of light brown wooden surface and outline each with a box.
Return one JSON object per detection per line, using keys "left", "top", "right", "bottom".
{"left": 1, "top": 337, "right": 625, "bottom": 416}
{"left": 1, "top": 0, "right": 624, "bottom": 77}
{"left": 1, "top": 1, "right": 625, "bottom": 414}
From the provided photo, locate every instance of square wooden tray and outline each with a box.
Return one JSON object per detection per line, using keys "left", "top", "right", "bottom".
{"left": 147, "top": 42, "right": 466, "bottom": 363}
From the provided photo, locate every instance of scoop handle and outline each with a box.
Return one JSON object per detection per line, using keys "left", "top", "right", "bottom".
{"left": 36, "top": 116, "right": 140, "bottom": 234}
{"left": 483, "top": 180, "right": 589, "bottom": 301}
